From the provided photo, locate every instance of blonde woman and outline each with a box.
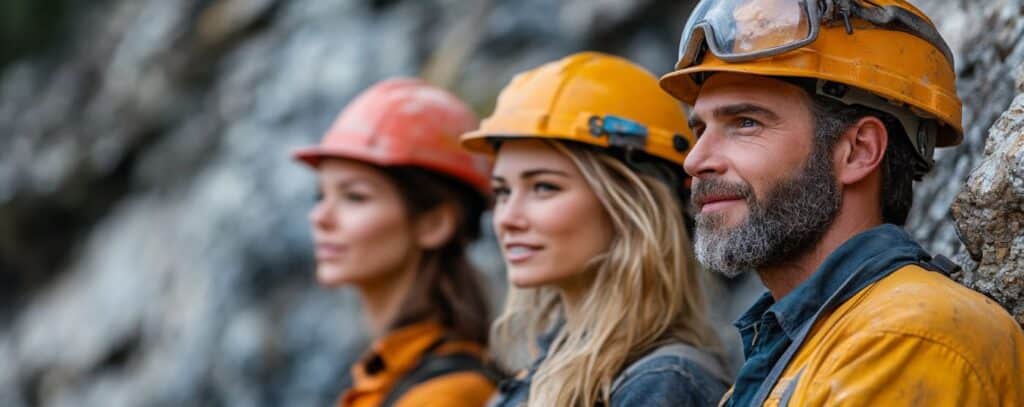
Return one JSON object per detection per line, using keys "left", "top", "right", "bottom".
{"left": 461, "top": 52, "right": 730, "bottom": 406}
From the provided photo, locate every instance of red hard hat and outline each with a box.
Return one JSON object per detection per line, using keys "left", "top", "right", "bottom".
{"left": 293, "top": 78, "right": 491, "bottom": 196}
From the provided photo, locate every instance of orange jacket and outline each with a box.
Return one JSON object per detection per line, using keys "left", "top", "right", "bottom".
{"left": 760, "top": 265, "right": 1024, "bottom": 406}
{"left": 339, "top": 321, "right": 496, "bottom": 407}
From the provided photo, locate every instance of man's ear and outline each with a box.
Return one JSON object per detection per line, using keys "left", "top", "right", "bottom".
{"left": 833, "top": 116, "right": 888, "bottom": 186}
{"left": 415, "top": 203, "right": 458, "bottom": 250}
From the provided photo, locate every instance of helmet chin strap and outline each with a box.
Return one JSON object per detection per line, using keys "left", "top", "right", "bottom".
{"left": 772, "top": 75, "right": 937, "bottom": 179}
{"left": 814, "top": 79, "right": 937, "bottom": 180}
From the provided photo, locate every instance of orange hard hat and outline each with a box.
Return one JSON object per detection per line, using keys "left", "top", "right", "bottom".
{"left": 461, "top": 52, "right": 696, "bottom": 167}
{"left": 293, "top": 78, "right": 491, "bottom": 195}
{"left": 661, "top": 0, "right": 962, "bottom": 176}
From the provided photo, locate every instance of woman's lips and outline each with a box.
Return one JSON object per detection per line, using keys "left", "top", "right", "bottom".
{"left": 315, "top": 243, "right": 347, "bottom": 260}
{"left": 503, "top": 243, "right": 542, "bottom": 264}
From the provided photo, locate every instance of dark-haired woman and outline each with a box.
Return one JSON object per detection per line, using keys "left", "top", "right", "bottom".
{"left": 294, "top": 78, "right": 497, "bottom": 407}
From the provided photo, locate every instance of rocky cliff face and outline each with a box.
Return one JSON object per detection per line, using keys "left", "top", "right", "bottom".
{"left": 953, "top": 89, "right": 1024, "bottom": 326}
{"left": 947, "top": 1, "right": 1024, "bottom": 323}
{"left": 907, "top": 0, "right": 1024, "bottom": 326}
{"left": 1, "top": 0, "right": 1020, "bottom": 405}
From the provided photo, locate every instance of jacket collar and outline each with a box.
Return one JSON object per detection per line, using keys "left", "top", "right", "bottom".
{"left": 352, "top": 320, "right": 446, "bottom": 387}
{"left": 736, "top": 224, "right": 932, "bottom": 339}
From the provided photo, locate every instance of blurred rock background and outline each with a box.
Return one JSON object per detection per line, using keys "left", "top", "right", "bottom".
{"left": 0, "top": 0, "right": 1021, "bottom": 406}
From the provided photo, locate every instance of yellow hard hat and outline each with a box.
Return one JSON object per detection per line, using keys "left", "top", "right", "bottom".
{"left": 461, "top": 52, "right": 696, "bottom": 166}
{"left": 660, "top": 0, "right": 962, "bottom": 174}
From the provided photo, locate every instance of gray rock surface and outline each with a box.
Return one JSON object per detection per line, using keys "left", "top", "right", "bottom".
{"left": 952, "top": 89, "right": 1024, "bottom": 326}
{"left": 908, "top": 0, "right": 1024, "bottom": 257}
{"left": 909, "top": 0, "right": 1024, "bottom": 325}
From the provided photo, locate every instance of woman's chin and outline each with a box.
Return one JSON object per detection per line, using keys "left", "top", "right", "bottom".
{"left": 315, "top": 266, "right": 355, "bottom": 287}
{"left": 507, "top": 268, "right": 550, "bottom": 289}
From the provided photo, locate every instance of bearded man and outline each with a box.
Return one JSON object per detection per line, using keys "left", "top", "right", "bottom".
{"left": 660, "top": 0, "right": 1024, "bottom": 406}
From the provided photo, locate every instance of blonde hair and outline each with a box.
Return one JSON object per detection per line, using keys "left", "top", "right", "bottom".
{"left": 491, "top": 141, "right": 720, "bottom": 406}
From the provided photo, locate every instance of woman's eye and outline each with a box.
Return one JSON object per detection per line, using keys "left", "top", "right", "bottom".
{"left": 533, "top": 182, "right": 561, "bottom": 194}
{"left": 343, "top": 192, "right": 369, "bottom": 202}
{"left": 491, "top": 186, "right": 510, "bottom": 198}
{"left": 314, "top": 190, "right": 324, "bottom": 202}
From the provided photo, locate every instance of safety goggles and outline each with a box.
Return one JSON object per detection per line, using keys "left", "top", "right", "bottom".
{"left": 676, "top": 0, "right": 954, "bottom": 68}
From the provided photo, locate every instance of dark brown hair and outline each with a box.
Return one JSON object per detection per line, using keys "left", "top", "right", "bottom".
{"left": 773, "top": 76, "right": 918, "bottom": 226}
{"left": 806, "top": 94, "right": 917, "bottom": 226}
{"left": 379, "top": 166, "right": 490, "bottom": 344}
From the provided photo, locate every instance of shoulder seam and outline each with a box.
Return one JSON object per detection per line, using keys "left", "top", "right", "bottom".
{"left": 613, "top": 364, "right": 697, "bottom": 390}
{"left": 611, "top": 367, "right": 712, "bottom": 405}
{"left": 612, "top": 355, "right": 724, "bottom": 394}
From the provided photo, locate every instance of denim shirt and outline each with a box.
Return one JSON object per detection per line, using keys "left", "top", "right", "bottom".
{"left": 492, "top": 326, "right": 728, "bottom": 406}
{"left": 724, "top": 224, "right": 933, "bottom": 407}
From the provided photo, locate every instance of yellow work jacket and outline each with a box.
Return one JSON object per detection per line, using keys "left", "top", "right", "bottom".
{"left": 339, "top": 321, "right": 496, "bottom": 407}
{"left": 721, "top": 225, "right": 1024, "bottom": 407}
{"left": 761, "top": 265, "right": 1024, "bottom": 406}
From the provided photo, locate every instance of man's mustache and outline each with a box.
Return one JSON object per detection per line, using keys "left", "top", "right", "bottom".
{"left": 690, "top": 178, "right": 754, "bottom": 214}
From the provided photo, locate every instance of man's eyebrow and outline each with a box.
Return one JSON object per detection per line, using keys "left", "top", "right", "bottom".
{"left": 714, "top": 103, "right": 781, "bottom": 122}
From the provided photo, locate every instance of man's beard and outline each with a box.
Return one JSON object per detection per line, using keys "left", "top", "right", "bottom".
{"left": 691, "top": 145, "right": 841, "bottom": 277}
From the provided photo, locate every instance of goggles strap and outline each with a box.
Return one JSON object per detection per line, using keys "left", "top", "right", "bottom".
{"left": 831, "top": 0, "right": 855, "bottom": 34}
{"left": 823, "top": 0, "right": 955, "bottom": 65}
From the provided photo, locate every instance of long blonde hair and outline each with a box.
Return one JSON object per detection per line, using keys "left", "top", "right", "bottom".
{"left": 491, "top": 141, "right": 720, "bottom": 406}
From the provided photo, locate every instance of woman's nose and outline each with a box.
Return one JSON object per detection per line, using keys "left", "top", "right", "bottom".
{"left": 309, "top": 199, "right": 335, "bottom": 230}
{"left": 494, "top": 194, "right": 528, "bottom": 234}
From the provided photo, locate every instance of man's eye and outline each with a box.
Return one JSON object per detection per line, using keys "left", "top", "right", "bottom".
{"left": 738, "top": 118, "right": 760, "bottom": 128}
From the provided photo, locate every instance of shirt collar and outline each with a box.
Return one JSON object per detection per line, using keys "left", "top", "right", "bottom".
{"left": 355, "top": 320, "right": 446, "bottom": 380}
{"left": 735, "top": 224, "right": 931, "bottom": 339}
